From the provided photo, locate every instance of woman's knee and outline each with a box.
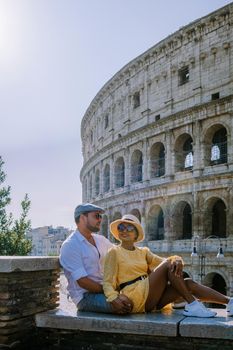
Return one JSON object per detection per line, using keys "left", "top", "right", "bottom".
{"left": 153, "top": 259, "right": 170, "bottom": 273}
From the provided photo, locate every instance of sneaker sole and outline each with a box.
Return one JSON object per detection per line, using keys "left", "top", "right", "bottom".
{"left": 183, "top": 311, "right": 216, "bottom": 318}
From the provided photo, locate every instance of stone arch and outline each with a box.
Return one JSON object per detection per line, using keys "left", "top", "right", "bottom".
{"left": 172, "top": 200, "right": 193, "bottom": 239}
{"left": 130, "top": 208, "right": 141, "bottom": 222}
{"left": 203, "top": 272, "right": 227, "bottom": 308}
{"left": 103, "top": 164, "right": 110, "bottom": 193}
{"left": 203, "top": 124, "right": 228, "bottom": 166}
{"left": 204, "top": 197, "right": 226, "bottom": 238}
{"left": 114, "top": 157, "right": 125, "bottom": 188}
{"left": 147, "top": 205, "right": 164, "bottom": 241}
{"left": 131, "top": 150, "right": 143, "bottom": 183}
{"left": 112, "top": 211, "right": 122, "bottom": 221}
{"left": 95, "top": 169, "right": 100, "bottom": 196}
{"left": 101, "top": 215, "right": 108, "bottom": 238}
{"left": 110, "top": 211, "right": 122, "bottom": 243}
{"left": 183, "top": 271, "right": 190, "bottom": 279}
{"left": 150, "top": 142, "right": 165, "bottom": 178}
{"left": 174, "top": 133, "right": 193, "bottom": 172}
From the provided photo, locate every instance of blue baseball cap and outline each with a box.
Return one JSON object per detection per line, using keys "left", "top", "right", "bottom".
{"left": 74, "top": 203, "right": 105, "bottom": 220}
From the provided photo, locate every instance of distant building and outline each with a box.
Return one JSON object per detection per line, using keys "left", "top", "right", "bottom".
{"left": 27, "top": 226, "right": 72, "bottom": 256}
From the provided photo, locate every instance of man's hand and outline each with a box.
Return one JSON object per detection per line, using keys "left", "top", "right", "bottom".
{"left": 110, "top": 294, "right": 133, "bottom": 314}
{"left": 170, "top": 259, "right": 183, "bottom": 277}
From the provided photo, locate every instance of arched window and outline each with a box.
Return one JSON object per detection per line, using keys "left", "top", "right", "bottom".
{"left": 103, "top": 164, "right": 110, "bottom": 192}
{"left": 150, "top": 143, "right": 165, "bottom": 178}
{"left": 101, "top": 215, "right": 108, "bottom": 238}
{"left": 147, "top": 206, "right": 164, "bottom": 241}
{"left": 130, "top": 209, "right": 141, "bottom": 222}
{"left": 182, "top": 203, "right": 192, "bottom": 239}
{"left": 175, "top": 134, "right": 193, "bottom": 172}
{"left": 204, "top": 273, "right": 226, "bottom": 308}
{"left": 211, "top": 128, "right": 227, "bottom": 165}
{"left": 173, "top": 201, "right": 192, "bottom": 240}
{"left": 183, "top": 137, "right": 193, "bottom": 170}
{"left": 131, "top": 150, "right": 143, "bottom": 183}
{"left": 115, "top": 157, "right": 125, "bottom": 188}
{"left": 95, "top": 170, "right": 100, "bottom": 196}
{"left": 212, "top": 199, "right": 226, "bottom": 238}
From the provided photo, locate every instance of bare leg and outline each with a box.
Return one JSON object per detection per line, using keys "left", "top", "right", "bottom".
{"left": 185, "top": 279, "right": 229, "bottom": 304}
{"left": 145, "top": 261, "right": 195, "bottom": 311}
{"left": 145, "top": 260, "right": 171, "bottom": 311}
{"left": 157, "top": 278, "right": 230, "bottom": 310}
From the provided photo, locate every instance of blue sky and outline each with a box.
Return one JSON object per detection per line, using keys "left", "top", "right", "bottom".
{"left": 0, "top": 0, "right": 231, "bottom": 229}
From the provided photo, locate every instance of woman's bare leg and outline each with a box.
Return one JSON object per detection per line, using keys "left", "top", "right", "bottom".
{"left": 185, "top": 279, "right": 229, "bottom": 304}
{"left": 145, "top": 261, "right": 195, "bottom": 311}
{"left": 157, "top": 278, "right": 230, "bottom": 309}
{"left": 145, "top": 260, "right": 173, "bottom": 311}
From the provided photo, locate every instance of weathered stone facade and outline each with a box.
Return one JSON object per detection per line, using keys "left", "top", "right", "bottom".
{"left": 80, "top": 4, "right": 233, "bottom": 295}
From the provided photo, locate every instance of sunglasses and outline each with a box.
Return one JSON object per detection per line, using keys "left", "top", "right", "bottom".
{"left": 117, "top": 223, "right": 136, "bottom": 232}
{"left": 83, "top": 212, "right": 102, "bottom": 220}
{"left": 94, "top": 213, "right": 102, "bottom": 220}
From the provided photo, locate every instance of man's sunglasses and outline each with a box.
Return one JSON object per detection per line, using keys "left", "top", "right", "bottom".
{"left": 83, "top": 212, "right": 102, "bottom": 220}
{"left": 117, "top": 223, "right": 136, "bottom": 232}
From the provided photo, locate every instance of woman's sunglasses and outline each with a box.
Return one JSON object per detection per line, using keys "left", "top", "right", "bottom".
{"left": 117, "top": 223, "right": 136, "bottom": 232}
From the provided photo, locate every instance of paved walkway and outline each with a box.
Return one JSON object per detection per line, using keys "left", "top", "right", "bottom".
{"left": 59, "top": 273, "right": 76, "bottom": 315}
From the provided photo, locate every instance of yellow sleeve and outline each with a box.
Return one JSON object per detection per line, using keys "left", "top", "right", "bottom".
{"left": 103, "top": 248, "right": 119, "bottom": 302}
{"left": 145, "top": 247, "right": 165, "bottom": 271}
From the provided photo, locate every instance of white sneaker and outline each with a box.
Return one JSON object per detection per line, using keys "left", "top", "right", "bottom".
{"left": 183, "top": 301, "right": 217, "bottom": 318}
{"left": 172, "top": 301, "right": 187, "bottom": 309}
{"left": 227, "top": 298, "right": 233, "bottom": 316}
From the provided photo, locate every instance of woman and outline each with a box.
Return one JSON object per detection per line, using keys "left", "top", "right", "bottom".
{"left": 103, "top": 214, "right": 233, "bottom": 317}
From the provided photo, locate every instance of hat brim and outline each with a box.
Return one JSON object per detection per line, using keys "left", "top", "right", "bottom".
{"left": 110, "top": 219, "right": 144, "bottom": 243}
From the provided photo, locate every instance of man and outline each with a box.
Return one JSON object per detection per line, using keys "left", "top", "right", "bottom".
{"left": 59, "top": 203, "right": 132, "bottom": 313}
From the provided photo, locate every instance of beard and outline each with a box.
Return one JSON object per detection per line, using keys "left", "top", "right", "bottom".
{"left": 86, "top": 223, "right": 100, "bottom": 232}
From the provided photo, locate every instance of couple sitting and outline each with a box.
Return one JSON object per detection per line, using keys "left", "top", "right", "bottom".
{"left": 59, "top": 203, "right": 233, "bottom": 317}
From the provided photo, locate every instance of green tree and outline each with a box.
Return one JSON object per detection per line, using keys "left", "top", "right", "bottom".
{"left": 0, "top": 156, "right": 32, "bottom": 255}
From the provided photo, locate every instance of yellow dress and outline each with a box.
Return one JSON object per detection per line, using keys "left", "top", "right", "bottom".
{"left": 103, "top": 246, "right": 165, "bottom": 313}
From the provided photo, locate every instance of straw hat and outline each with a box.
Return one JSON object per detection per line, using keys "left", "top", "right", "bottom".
{"left": 110, "top": 214, "right": 144, "bottom": 243}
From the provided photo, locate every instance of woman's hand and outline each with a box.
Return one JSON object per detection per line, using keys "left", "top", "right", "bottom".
{"left": 110, "top": 294, "right": 133, "bottom": 314}
{"left": 170, "top": 258, "right": 183, "bottom": 277}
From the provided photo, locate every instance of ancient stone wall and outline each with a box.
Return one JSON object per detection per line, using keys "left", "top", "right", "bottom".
{"left": 0, "top": 257, "right": 60, "bottom": 347}
{"left": 80, "top": 3, "right": 233, "bottom": 295}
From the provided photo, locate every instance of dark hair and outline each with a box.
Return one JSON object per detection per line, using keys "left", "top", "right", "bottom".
{"left": 75, "top": 212, "right": 89, "bottom": 224}
{"left": 75, "top": 216, "right": 80, "bottom": 224}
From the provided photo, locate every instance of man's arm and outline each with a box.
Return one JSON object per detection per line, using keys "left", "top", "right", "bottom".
{"left": 77, "top": 276, "right": 103, "bottom": 293}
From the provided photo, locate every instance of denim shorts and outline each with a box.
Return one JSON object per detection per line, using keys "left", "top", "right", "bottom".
{"left": 77, "top": 292, "right": 113, "bottom": 314}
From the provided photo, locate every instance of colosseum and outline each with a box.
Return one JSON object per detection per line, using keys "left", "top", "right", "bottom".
{"left": 80, "top": 3, "right": 233, "bottom": 299}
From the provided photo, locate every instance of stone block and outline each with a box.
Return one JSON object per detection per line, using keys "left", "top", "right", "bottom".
{"left": 179, "top": 309, "right": 233, "bottom": 340}
{"left": 36, "top": 309, "right": 184, "bottom": 337}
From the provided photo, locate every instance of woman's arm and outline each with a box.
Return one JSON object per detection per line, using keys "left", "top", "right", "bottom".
{"left": 103, "top": 248, "right": 133, "bottom": 313}
{"left": 103, "top": 248, "right": 120, "bottom": 302}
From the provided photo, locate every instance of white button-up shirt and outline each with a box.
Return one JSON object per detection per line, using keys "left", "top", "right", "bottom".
{"left": 59, "top": 230, "right": 113, "bottom": 305}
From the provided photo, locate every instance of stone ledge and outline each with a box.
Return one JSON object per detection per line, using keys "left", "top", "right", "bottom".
{"left": 179, "top": 309, "right": 233, "bottom": 340}
{"left": 35, "top": 308, "right": 233, "bottom": 340}
{"left": 0, "top": 257, "right": 60, "bottom": 273}
{"left": 36, "top": 309, "right": 184, "bottom": 337}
